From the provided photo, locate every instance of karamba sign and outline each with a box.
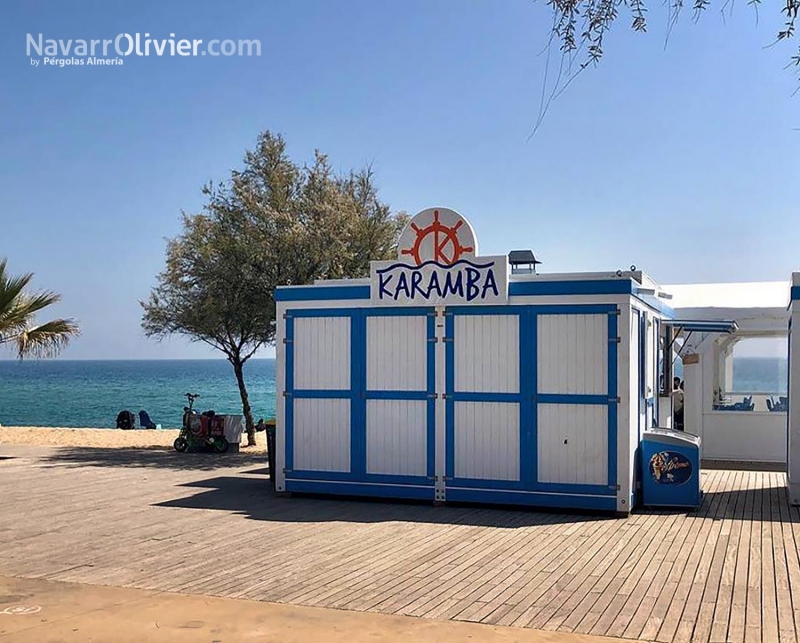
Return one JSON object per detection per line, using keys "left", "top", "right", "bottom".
{"left": 370, "top": 207, "right": 508, "bottom": 305}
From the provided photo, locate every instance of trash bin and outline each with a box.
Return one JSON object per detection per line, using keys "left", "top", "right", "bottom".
{"left": 641, "top": 428, "right": 702, "bottom": 509}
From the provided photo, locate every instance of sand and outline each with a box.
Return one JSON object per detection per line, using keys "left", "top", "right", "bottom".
{"left": 0, "top": 426, "right": 266, "bottom": 449}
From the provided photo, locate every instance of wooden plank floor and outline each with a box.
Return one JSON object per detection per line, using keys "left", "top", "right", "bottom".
{"left": 1, "top": 445, "right": 799, "bottom": 642}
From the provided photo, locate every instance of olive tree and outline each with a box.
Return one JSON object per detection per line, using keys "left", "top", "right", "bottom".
{"left": 142, "top": 131, "right": 406, "bottom": 446}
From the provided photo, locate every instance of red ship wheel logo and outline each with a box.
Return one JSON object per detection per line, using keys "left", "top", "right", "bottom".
{"left": 401, "top": 210, "right": 473, "bottom": 266}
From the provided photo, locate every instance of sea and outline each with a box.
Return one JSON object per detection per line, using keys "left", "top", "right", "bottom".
{"left": 0, "top": 357, "right": 787, "bottom": 430}
{"left": 0, "top": 359, "right": 276, "bottom": 429}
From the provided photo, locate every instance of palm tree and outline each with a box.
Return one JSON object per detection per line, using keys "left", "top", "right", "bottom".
{"left": 0, "top": 258, "right": 80, "bottom": 358}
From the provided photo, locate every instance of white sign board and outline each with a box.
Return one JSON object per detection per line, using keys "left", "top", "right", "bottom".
{"left": 370, "top": 207, "right": 508, "bottom": 306}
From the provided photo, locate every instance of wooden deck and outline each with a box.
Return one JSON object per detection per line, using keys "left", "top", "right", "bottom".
{"left": 1, "top": 444, "right": 798, "bottom": 642}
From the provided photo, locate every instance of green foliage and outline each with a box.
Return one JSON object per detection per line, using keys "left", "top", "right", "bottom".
{"left": 546, "top": 0, "right": 799, "bottom": 75}
{"left": 0, "top": 258, "right": 80, "bottom": 359}
{"left": 142, "top": 130, "right": 406, "bottom": 438}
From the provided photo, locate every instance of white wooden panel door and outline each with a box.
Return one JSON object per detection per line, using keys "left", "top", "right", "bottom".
{"left": 367, "top": 316, "right": 427, "bottom": 390}
{"left": 294, "top": 399, "right": 351, "bottom": 472}
{"left": 294, "top": 317, "right": 350, "bottom": 390}
{"left": 454, "top": 314, "right": 519, "bottom": 393}
{"left": 537, "top": 404, "right": 607, "bottom": 484}
{"left": 366, "top": 400, "right": 427, "bottom": 476}
{"left": 537, "top": 314, "right": 607, "bottom": 395}
{"left": 286, "top": 312, "right": 353, "bottom": 478}
{"left": 365, "top": 313, "right": 431, "bottom": 479}
{"left": 447, "top": 311, "right": 522, "bottom": 484}
{"left": 454, "top": 402, "right": 519, "bottom": 480}
{"left": 535, "top": 310, "right": 614, "bottom": 489}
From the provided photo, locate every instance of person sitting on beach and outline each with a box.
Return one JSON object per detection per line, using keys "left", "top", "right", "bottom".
{"left": 138, "top": 410, "right": 157, "bottom": 430}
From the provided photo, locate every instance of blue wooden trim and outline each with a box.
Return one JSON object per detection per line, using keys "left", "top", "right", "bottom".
{"left": 445, "top": 312, "right": 455, "bottom": 480}
{"left": 607, "top": 309, "right": 619, "bottom": 490}
{"left": 286, "top": 469, "right": 433, "bottom": 486}
{"left": 521, "top": 309, "right": 535, "bottom": 488}
{"left": 364, "top": 307, "right": 435, "bottom": 317}
{"left": 277, "top": 280, "right": 638, "bottom": 303}
{"left": 791, "top": 286, "right": 800, "bottom": 302}
{"left": 653, "top": 318, "right": 661, "bottom": 426}
{"left": 445, "top": 305, "right": 530, "bottom": 316}
{"left": 537, "top": 393, "right": 609, "bottom": 405}
{"left": 634, "top": 292, "right": 675, "bottom": 318}
{"left": 447, "top": 304, "right": 618, "bottom": 316}
{"left": 285, "top": 315, "right": 295, "bottom": 471}
{"left": 276, "top": 285, "right": 370, "bottom": 302}
{"left": 352, "top": 311, "right": 365, "bottom": 478}
{"left": 532, "top": 481, "right": 614, "bottom": 495}
{"left": 509, "top": 280, "right": 634, "bottom": 297}
{"left": 293, "top": 389, "right": 352, "bottom": 399}
{"left": 426, "top": 312, "right": 436, "bottom": 478}
{"left": 287, "top": 307, "right": 357, "bottom": 318}
{"left": 286, "top": 479, "right": 435, "bottom": 501}
{"left": 286, "top": 470, "right": 356, "bottom": 481}
{"left": 451, "top": 392, "right": 522, "bottom": 403}
{"left": 365, "top": 390, "right": 428, "bottom": 401}
{"left": 444, "top": 487, "right": 617, "bottom": 511}
{"left": 447, "top": 477, "right": 526, "bottom": 490}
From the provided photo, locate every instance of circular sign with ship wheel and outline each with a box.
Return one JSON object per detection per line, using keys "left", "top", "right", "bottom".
{"left": 397, "top": 208, "right": 478, "bottom": 266}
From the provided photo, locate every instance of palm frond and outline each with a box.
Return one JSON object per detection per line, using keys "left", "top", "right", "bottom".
{"left": 11, "top": 319, "right": 80, "bottom": 359}
{"left": 0, "top": 260, "right": 36, "bottom": 322}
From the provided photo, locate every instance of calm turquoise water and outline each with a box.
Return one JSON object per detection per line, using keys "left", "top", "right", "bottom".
{"left": 0, "top": 359, "right": 276, "bottom": 429}
{"left": 0, "top": 357, "right": 786, "bottom": 429}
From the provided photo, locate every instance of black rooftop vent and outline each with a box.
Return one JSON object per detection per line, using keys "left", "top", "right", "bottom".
{"left": 508, "top": 250, "right": 542, "bottom": 274}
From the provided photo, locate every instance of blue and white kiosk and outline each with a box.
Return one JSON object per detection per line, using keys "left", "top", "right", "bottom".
{"left": 274, "top": 207, "right": 698, "bottom": 514}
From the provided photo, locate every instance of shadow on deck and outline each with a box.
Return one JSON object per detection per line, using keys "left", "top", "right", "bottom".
{"left": 40, "top": 446, "right": 267, "bottom": 472}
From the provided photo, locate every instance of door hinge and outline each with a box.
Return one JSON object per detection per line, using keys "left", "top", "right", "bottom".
{"left": 609, "top": 396, "right": 621, "bottom": 403}
{"left": 428, "top": 337, "right": 438, "bottom": 343}
{"left": 609, "top": 337, "right": 621, "bottom": 344}
{"left": 427, "top": 393, "right": 438, "bottom": 399}
{"left": 283, "top": 312, "right": 292, "bottom": 319}
{"left": 283, "top": 337, "right": 292, "bottom": 344}
{"left": 282, "top": 391, "right": 292, "bottom": 398}
{"left": 609, "top": 309, "right": 621, "bottom": 316}
{"left": 283, "top": 468, "right": 293, "bottom": 474}
{"left": 443, "top": 337, "right": 454, "bottom": 342}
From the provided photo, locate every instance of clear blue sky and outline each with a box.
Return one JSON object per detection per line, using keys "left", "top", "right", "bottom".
{"left": 1, "top": 1, "right": 797, "bottom": 359}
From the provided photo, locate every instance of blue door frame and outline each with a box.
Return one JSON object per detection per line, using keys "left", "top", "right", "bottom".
{"left": 284, "top": 307, "right": 436, "bottom": 498}
{"left": 444, "top": 304, "right": 619, "bottom": 499}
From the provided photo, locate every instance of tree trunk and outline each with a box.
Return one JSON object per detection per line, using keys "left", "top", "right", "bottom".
{"left": 231, "top": 358, "right": 256, "bottom": 446}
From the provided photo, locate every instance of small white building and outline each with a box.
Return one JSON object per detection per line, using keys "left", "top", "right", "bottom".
{"left": 787, "top": 273, "right": 800, "bottom": 503}
{"left": 274, "top": 207, "right": 678, "bottom": 514}
{"left": 667, "top": 281, "right": 790, "bottom": 464}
